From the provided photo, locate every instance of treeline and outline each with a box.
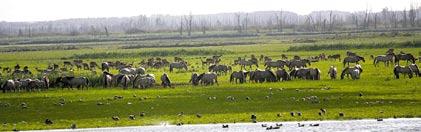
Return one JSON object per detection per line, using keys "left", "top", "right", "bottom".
{"left": 0, "top": 4, "right": 420, "bottom": 37}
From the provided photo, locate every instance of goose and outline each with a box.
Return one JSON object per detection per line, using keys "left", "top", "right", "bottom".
{"left": 45, "top": 119, "right": 53, "bottom": 125}
{"left": 310, "top": 123, "right": 319, "bottom": 127}
{"left": 129, "top": 115, "right": 135, "bottom": 120}
{"left": 112, "top": 116, "right": 120, "bottom": 121}
{"left": 261, "top": 124, "right": 267, "bottom": 127}
{"left": 70, "top": 123, "right": 77, "bottom": 129}
{"left": 298, "top": 123, "right": 304, "bottom": 127}
{"left": 222, "top": 124, "right": 229, "bottom": 128}
{"left": 339, "top": 112, "right": 344, "bottom": 117}
{"left": 196, "top": 113, "right": 202, "bottom": 118}
{"left": 290, "top": 112, "right": 295, "bottom": 117}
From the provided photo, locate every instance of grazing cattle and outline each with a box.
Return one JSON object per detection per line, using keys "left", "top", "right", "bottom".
{"left": 189, "top": 73, "right": 200, "bottom": 86}
{"left": 2, "top": 80, "right": 16, "bottom": 93}
{"left": 63, "top": 61, "right": 73, "bottom": 68}
{"left": 250, "top": 69, "right": 277, "bottom": 83}
{"left": 265, "top": 60, "right": 288, "bottom": 69}
{"left": 133, "top": 74, "right": 155, "bottom": 88}
{"left": 103, "top": 71, "right": 114, "bottom": 88}
{"left": 374, "top": 53, "right": 395, "bottom": 67}
{"left": 197, "top": 72, "right": 218, "bottom": 86}
{"left": 160, "top": 73, "right": 171, "bottom": 88}
{"left": 275, "top": 69, "right": 290, "bottom": 81}
{"left": 290, "top": 68, "right": 320, "bottom": 80}
{"left": 328, "top": 66, "right": 337, "bottom": 79}
{"left": 409, "top": 64, "right": 421, "bottom": 77}
{"left": 327, "top": 54, "right": 341, "bottom": 61}
{"left": 230, "top": 70, "right": 248, "bottom": 83}
{"left": 12, "top": 69, "right": 32, "bottom": 79}
{"left": 56, "top": 77, "right": 89, "bottom": 90}
{"left": 395, "top": 53, "right": 416, "bottom": 65}
{"left": 169, "top": 62, "right": 188, "bottom": 72}
{"left": 341, "top": 65, "right": 363, "bottom": 80}
{"left": 393, "top": 65, "right": 413, "bottom": 79}
{"left": 101, "top": 62, "right": 110, "bottom": 72}
{"left": 208, "top": 64, "right": 231, "bottom": 75}
{"left": 343, "top": 56, "right": 365, "bottom": 67}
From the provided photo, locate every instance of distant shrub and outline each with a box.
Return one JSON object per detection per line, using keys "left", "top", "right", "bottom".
{"left": 0, "top": 45, "right": 79, "bottom": 52}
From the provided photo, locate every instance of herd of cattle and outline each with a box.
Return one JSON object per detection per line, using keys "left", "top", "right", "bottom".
{"left": 1, "top": 48, "right": 420, "bottom": 93}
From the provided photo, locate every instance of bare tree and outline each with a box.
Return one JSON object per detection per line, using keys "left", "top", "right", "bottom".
{"left": 409, "top": 3, "right": 417, "bottom": 27}
{"left": 275, "top": 11, "right": 283, "bottom": 32}
{"left": 104, "top": 26, "right": 109, "bottom": 37}
{"left": 403, "top": 9, "right": 408, "bottom": 28}
{"left": 179, "top": 17, "right": 183, "bottom": 35}
{"left": 184, "top": 13, "right": 193, "bottom": 36}
{"left": 235, "top": 13, "right": 242, "bottom": 33}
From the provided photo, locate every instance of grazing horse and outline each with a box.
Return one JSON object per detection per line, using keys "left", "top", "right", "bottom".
{"left": 281, "top": 54, "right": 288, "bottom": 60}
{"left": 374, "top": 53, "right": 395, "bottom": 67}
{"left": 208, "top": 64, "right": 231, "bottom": 75}
{"left": 275, "top": 69, "right": 290, "bottom": 81}
{"left": 238, "top": 59, "right": 259, "bottom": 70}
{"left": 197, "top": 72, "right": 218, "bottom": 86}
{"left": 230, "top": 70, "right": 248, "bottom": 83}
{"left": 290, "top": 68, "right": 320, "bottom": 80}
{"left": 56, "top": 76, "right": 89, "bottom": 90}
{"left": 327, "top": 54, "right": 341, "bottom": 61}
{"left": 249, "top": 69, "right": 277, "bottom": 83}
{"left": 343, "top": 56, "right": 365, "bottom": 67}
{"left": 265, "top": 60, "right": 288, "bottom": 69}
{"left": 133, "top": 74, "right": 155, "bottom": 88}
{"left": 341, "top": 65, "right": 363, "bottom": 80}
{"left": 288, "top": 59, "right": 310, "bottom": 69}
{"left": 63, "top": 61, "right": 73, "bottom": 69}
{"left": 101, "top": 62, "right": 110, "bottom": 72}
{"left": 119, "top": 67, "right": 146, "bottom": 75}
{"left": 117, "top": 75, "right": 131, "bottom": 89}
{"left": 89, "top": 62, "right": 98, "bottom": 70}
{"left": 393, "top": 65, "right": 413, "bottom": 79}
{"left": 346, "top": 51, "right": 357, "bottom": 56}
{"left": 103, "top": 71, "right": 114, "bottom": 88}
{"left": 169, "top": 62, "right": 188, "bottom": 72}
{"left": 160, "top": 73, "right": 171, "bottom": 88}
{"left": 189, "top": 73, "right": 200, "bottom": 86}
{"left": 395, "top": 53, "right": 416, "bottom": 65}
{"left": 2, "top": 80, "right": 16, "bottom": 93}
{"left": 328, "top": 66, "right": 337, "bottom": 79}
{"left": 409, "top": 64, "right": 421, "bottom": 77}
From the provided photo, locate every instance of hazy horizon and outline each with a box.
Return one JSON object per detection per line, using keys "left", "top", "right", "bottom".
{"left": 1, "top": 0, "right": 419, "bottom": 22}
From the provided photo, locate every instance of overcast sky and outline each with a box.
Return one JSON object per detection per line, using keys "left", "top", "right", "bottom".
{"left": 0, "top": 0, "right": 418, "bottom": 22}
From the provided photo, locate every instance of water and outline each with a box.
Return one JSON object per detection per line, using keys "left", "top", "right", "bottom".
{"left": 30, "top": 118, "right": 421, "bottom": 132}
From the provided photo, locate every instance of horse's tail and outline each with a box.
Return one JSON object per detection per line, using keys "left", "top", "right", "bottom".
{"left": 340, "top": 68, "right": 347, "bottom": 79}
{"left": 393, "top": 67, "right": 399, "bottom": 79}
{"left": 229, "top": 73, "right": 234, "bottom": 83}
{"left": 373, "top": 57, "right": 377, "bottom": 66}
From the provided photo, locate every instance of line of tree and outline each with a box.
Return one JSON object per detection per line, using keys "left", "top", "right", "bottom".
{"left": 0, "top": 4, "right": 420, "bottom": 37}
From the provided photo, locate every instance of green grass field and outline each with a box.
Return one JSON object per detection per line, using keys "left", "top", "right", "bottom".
{"left": 0, "top": 33, "right": 420, "bottom": 130}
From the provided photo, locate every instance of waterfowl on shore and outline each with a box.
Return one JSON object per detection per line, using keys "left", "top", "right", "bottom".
{"left": 339, "top": 112, "right": 344, "bottom": 117}
{"left": 298, "top": 123, "right": 304, "bottom": 127}
{"left": 251, "top": 114, "right": 257, "bottom": 123}
{"left": 222, "top": 124, "right": 229, "bottom": 128}
{"left": 310, "top": 123, "right": 319, "bottom": 127}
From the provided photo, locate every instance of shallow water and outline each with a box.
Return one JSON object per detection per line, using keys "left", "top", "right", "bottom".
{"left": 30, "top": 118, "right": 421, "bottom": 132}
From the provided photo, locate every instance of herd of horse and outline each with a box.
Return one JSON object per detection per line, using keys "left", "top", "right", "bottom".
{"left": 1, "top": 49, "right": 420, "bottom": 93}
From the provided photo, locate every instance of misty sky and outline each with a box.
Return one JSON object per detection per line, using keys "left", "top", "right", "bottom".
{"left": 0, "top": 0, "right": 418, "bottom": 22}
